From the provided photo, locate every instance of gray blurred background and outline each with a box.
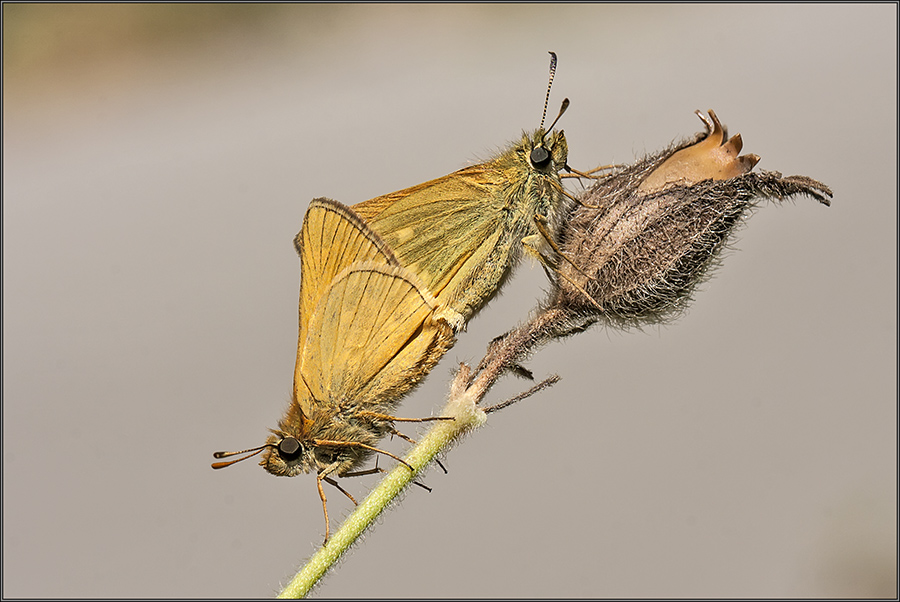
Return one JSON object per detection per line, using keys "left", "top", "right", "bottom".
{"left": 3, "top": 4, "right": 896, "bottom": 598}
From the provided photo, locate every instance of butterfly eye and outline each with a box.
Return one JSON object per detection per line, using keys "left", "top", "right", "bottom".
{"left": 530, "top": 146, "right": 552, "bottom": 169}
{"left": 277, "top": 437, "right": 303, "bottom": 461}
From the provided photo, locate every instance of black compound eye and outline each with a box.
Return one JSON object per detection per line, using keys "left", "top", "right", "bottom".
{"left": 278, "top": 437, "right": 302, "bottom": 461}
{"left": 530, "top": 146, "right": 551, "bottom": 169}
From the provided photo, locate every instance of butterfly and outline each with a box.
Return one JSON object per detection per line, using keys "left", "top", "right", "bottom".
{"left": 213, "top": 198, "right": 455, "bottom": 542}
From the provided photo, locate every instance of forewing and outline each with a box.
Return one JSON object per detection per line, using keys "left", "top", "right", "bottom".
{"left": 352, "top": 164, "right": 508, "bottom": 311}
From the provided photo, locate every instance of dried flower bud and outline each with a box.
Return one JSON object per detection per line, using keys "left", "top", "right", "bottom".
{"left": 471, "top": 110, "right": 832, "bottom": 390}
{"left": 547, "top": 109, "right": 832, "bottom": 335}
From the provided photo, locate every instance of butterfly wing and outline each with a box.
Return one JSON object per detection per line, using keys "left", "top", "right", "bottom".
{"left": 294, "top": 198, "right": 401, "bottom": 418}
{"left": 352, "top": 163, "right": 510, "bottom": 326}
{"left": 300, "top": 262, "right": 454, "bottom": 414}
{"left": 297, "top": 198, "right": 399, "bottom": 335}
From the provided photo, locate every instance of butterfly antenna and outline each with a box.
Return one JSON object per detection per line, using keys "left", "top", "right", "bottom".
{"left": 540, "top": 52, "right": 569, "bottom": 144}
{"left": 545, "top": 98, "right": 570, "bottom": 134}
{"left": 539, "top": 51, "right": 558, "bottom": 130}
{"left": 211, "top": 444, "right": 270, "bottom": 469}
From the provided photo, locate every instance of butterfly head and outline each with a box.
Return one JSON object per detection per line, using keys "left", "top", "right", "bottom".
{"left": 253, "top": 431, "right": 318, "bottom": 477}
{"left": 528, "top": 127, "right": 568, "bottom": 175}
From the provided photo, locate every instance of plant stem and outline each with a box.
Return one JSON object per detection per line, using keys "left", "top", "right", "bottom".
{"left": 277, "top": 366, "right": 487, "bottom": 598}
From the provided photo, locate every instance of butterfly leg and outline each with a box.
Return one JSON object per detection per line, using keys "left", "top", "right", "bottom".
{"left": 383, "top": 427, "right": 449, "bottom": 479}
{"left": 347, "top": 450, "right": 436, "bottom": 492}
{"left": 342, "top": 455, "right": 385, "bottom": 478}
{"left": 342, "top": 466, "right": 385, "bottom": 478}
{"left": 531, "top": 214, "right": 590, "bottom": 277}
{"left": 313, "top": 439, "right": 415, "bottom": 472}
{"left": 316, "top": 464, "right": 366, "bottom": 545}
{"left": 315, "top": 474, "right": 330, "bottom": 544}
{"left": 383, "top": 426, "right": 438, "bottom": 488}
{"left": 358, "top": 412, "right": 453, "bottom": 474}
{"left": 524, "top": 215, "right": 603, "bottom": 313}
{"left": 315, "top": 467, "right": 335, "bottom": 544}
{"left": 355, "top": 411, "right": 454, "bottom": 424}
{"left": 561, "top": 163, "right": 619, "bottom": 180}
{"left": 387, "top": 426, "right": 416, "bottom": 445}
{"left": 323, "top": 475, "right": 359, "bottom": 505}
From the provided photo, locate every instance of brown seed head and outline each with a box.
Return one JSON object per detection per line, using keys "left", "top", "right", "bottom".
{"left": 548, "top": 110, "right": 832, "bottom": 335}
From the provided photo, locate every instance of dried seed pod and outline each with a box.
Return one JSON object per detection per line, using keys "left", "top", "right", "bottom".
{"left": 470, "top": 109, "right": 832, "bottom": 395}
{"left": 547, "top": 109, "right": 832, "bottom": 336}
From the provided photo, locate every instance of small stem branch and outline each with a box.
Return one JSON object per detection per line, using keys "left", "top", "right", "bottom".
{"left": 470, "top": 306, "right": 567, "bottom": 395}
{"left": 482, "top": 374, "right": 560, "bottom": 414}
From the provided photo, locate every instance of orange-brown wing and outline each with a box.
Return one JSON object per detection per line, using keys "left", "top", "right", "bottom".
{"left": 300, "top": 262, "right": 454, "bottom": 413}
{"left": 294, "top": 199, "right": 400, "bottom": 417}
{"left": 352, "top": 163, "right": 511, "bottom": 326}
